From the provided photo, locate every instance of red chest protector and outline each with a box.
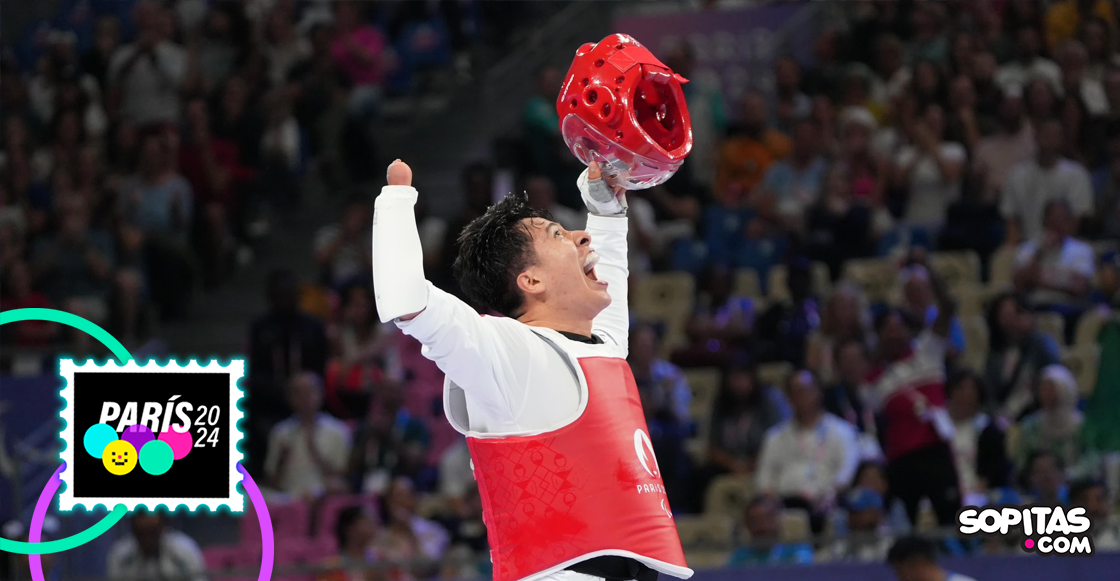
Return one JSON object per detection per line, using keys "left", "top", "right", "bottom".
{"left": 454, "top": 332, "right": 692, "bottom": 581}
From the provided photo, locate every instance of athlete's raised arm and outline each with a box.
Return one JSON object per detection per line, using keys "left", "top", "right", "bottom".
{"left": 580, "top": 163, "right": 631, "bottom": 350}
{"left": 371, "top": 160, "right": 535, "bottom": 419}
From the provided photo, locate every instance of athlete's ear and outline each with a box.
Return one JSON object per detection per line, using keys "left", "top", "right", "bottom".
{"left": 516, "top": 266, "right": 545, "bottom": 297}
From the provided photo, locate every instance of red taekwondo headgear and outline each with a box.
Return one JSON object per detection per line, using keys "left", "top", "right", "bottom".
{"left": 557, "top": 33, "right": 693, "bottom": 190}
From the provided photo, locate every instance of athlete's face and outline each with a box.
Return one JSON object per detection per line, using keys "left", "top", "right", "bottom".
{"left": 518, "top": 217, "right": 610, "bottom": 320}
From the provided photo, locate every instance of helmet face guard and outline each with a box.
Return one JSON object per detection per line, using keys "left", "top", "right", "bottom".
{"left": 556, "top": 34, "right": 693, "bottom": 190}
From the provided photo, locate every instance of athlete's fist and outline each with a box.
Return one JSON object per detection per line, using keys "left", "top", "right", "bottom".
{"left": 387, "top": 159, "right": 413, "bottom": 187}
{"left": 580, "top": 161, "right": 627, "bottom": 216}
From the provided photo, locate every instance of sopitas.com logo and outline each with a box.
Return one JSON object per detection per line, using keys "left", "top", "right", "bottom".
{"left": 957, "top": 505, "right": 1095, "bottom": 556}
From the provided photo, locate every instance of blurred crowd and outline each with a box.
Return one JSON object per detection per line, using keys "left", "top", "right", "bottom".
{"left": 5, "top": 0, "right": 1120, "bottom": 580}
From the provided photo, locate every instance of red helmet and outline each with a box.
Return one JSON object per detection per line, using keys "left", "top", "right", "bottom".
{"left": 556, "top": 34, "right": 693, "bottom": 190}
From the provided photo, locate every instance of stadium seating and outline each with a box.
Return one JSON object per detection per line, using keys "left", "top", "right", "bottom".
{"left": 704, "top": 474, "right": 754, "bottom": 517}
{"left": 841, "top": 258, "right": 898, "bottom": 304}
{"left": 767, "top": 261, "right": 832, "bottom": 303}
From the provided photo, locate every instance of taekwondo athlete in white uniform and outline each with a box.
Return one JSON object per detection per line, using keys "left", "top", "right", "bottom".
{"left": 371, "top": 159, "right": 692, "bottom": 581}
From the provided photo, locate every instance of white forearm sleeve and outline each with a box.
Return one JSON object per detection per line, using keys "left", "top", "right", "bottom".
{"left": 372, "top": 185, "right": 429, "bottom": 322}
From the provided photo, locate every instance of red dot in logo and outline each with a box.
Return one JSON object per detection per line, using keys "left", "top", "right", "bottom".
{"left": 1024, "top": 539, "right": 1035, "bottom": 549}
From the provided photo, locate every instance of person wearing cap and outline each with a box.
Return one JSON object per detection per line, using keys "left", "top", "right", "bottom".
{"left": 887, "top": 536, "right": 978, "bottom": 581}
{"left": 821, "top": 487, "right": 893, "bottom": 563}
{"left": 1015, "top": 364, "right": 1084, "bottom": 471}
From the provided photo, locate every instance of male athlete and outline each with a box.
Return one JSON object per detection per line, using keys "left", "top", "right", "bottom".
{"left": 371, "top": 34, "right": 693, "bottom": 581}
{"left": 371, "top": 159, "right": 691, "bottom": 581}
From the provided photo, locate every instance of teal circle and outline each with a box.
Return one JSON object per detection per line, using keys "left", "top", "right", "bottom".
{"left": 82, "top": 424, "right": 119, "bottom": 458}
{"left": 138, "top": 440, "right": 174, "bottom": 475}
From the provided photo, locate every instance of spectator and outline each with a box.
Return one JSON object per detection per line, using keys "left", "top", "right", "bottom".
{"left": 907, "top": 4, "right": 948, "bottom": 64}
{"left": 823, "top": 488, "right": 893, "bottom": 562}
{"left": 246, "top": 269, "right": 329, "bottom": 468}
{"left": 900, "top": 264, "right": 966, "bottom": 357}
{"left": 945, "top": 371, "right": 1012, "bottom": 506}
{"left": 755, "top": 259, "right": 821, "bottom": 367}
{"left": 1002, "top": 119, "right": 1094, "bottom": 245}
{"left": 318, "top": 506, "right": 378, "bottom": 581}
{"left": 263, "top": 7, "right": 311, "bottom": 86}
{"left": 437, "top": 439, "right": 473, "bottom": 511}
{"left": 1069, "top": 479, "right": 1120, "bottom": 550}
{"left": 1021, "top": 450, "right": 1070, "bottom": 505}
{"left": 755, "top": 370, "right": 859, "bottom": 533}
{"left": 1045, "top": 0, "right": 1115, "bottom": 50}
{"left": 996, "top": 26, "right": 1062, "bottom": 94}
{"left": 522, "top": 65, "right": 564, "bottom": 180}
{"left": 974, "top": 89, "right": 1036, "bottom": 201}
{"left": 807, "top": 284, "right": 871, "bottom": 384}
{"left": 331, "top": 1, "right": 388, "bottom": 120}
{"left": 772, "top": 56, "right": 812, "bottom": 132}
{"left": 706, "top": 363, "right": 789, "bottom": 477}
{"left": 350, "top": 381, "right": 432, "bottom": 495}
{"left": 108, "top": 1, "right": 187, "bottom": 127}
{"left": 984, "top": 292, "right": 1063, "bottom": 420}
{"left": 887, "top": 536, "right": 978, "bottom": 581}
{"left": 1082, "top": 18, "right": 1120, "bottom": 82}
{"left": 525, "top": 174, "right": 583, "bottom": 231}
{"left": 663, "top": 41, "right": 726, "bottom": 193}
{"left": 259, "top": 89, "right": 303, "bottom": 195}
{"left": 315, "top": 197, "right": 373, "bottom": 289}
{"left": 119, "top": 131, "right": 194, "bottom": 318}
{"left": 674, "top": 265, "right": 755, "bottom": 368}
{"left": 191, "top": 4, "right": 246, "bottom": 93}
{"left": 1016, "top": 365, "right": 1084, "bottom": 471}
{"left": 83, "top": 16, "right": 122, "bottom": 93}
{"left": 824, "top": 338, "right": 876, "bottom": 440}
{"left": 326, "top": 283, "right": 398, "bottom": 419}
{"left": 0, "top": 260, "right": 58, "bottom": 346}
{"left": 30, "top": 194, "right": 115, "bottom": 328}
{"left": 1014, "top": 199, "right": 1096, "bottom": 308}
{"left": 1057, "top": 40, "right": 1109, "bottom": 117}
{"left": 178, "top": 97, "right": 242, "bottom": 285}
{"left": 891, "top": 103, "right": 966, "bottom": 231}
{"left": 374, "top": 477, "right": 450, "bottom": 576}
{"left": 806, "top": 165, "right": 876, "bottom": 276}
{"left": 435, "top": 482, "right": 488, "bottom": 558}
{"left": 715, "top": 91, "right": 791, "bottom": 208}
{"left": 867, "top": 253, "right": 961, "bottom": 526}
{"left": 212, "top": 76, "right": 264, "bottom": 170}
{"left": 727, "top": 496, "right": 814, "bottom": 567}
{"left": 264, "top": 372, "right": 351, "bottom": 499}
{"left": 106, "top": 512, "right": 206, "bottom": 581}
{"left": 1090, "top": 133, "right": 1120, "bottom": 240}
{"left": 756, "top": 117, "right": 827, "bottom": 234}
{"left": 837, "top": 107, "right": 888, "bottom": 208}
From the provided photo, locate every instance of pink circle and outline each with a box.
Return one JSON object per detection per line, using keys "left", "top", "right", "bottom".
{"left": 1024, "top": 539, "right": 1035, "bottom": 549}
{"left": 158, "top": 425, "right": 194, "bottom": 460}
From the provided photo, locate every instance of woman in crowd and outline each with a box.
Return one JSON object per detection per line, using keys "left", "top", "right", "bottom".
{"left": 1016, "top": 364, "right": 1084, "bottom": 472}
{"left": 706, "top": 363, "right": 790, "bottom": 476}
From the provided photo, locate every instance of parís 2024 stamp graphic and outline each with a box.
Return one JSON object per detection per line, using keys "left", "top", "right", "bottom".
{"left": 58, "top": 359, "right": 245, "bottom": 511}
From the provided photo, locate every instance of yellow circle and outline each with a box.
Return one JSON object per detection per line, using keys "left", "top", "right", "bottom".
{"left": 101, "top": 440, "right": 138, "bottom": 475}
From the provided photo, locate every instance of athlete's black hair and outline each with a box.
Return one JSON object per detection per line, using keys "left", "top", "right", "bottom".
{"left": 453, "top": 191, "right": 550, "bottom": 318}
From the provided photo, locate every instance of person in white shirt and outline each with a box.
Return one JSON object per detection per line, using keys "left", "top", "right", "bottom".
{"left": 1001, "top": 119, "right": 1095, "bottom": 245}
{"left": 891, "top": 103, "right": 966, "bottom": 230}
{"left": 888, "top": 536, "right": 979, "bottom": 581}
{"left": 372, "top": 158, "right": 692, "bottom": 581}
{"left": 974, "top": 89, "right": 1036, "bottom": 201}
{"left": 107, "top": 2, "right": 186, "bottom": 126}
{"left": 1013, "top": 199, "right": 1096, "bottom": 305}
{"left": 995, "top": 27, "right": 1061, "bottom": 95}
{"left": 106, "top": 512, "right": 206, "bottom": 581}
{"left": 755, "top": 370, "right": 859, "bottom": 534}
{"left": 263, "top": 372, "right": 351, "bottom": 499}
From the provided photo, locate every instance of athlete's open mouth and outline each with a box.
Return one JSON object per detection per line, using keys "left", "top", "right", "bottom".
{"left": 583, "top": 252, "right": 606, "bottom": 286}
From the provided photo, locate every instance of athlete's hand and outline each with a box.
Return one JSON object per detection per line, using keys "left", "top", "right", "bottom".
{"left": 387, "top": 159, "right": 412, "bottom": 187}
{"left": 580, "top": 161, "right": 627, "bottom": 216}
